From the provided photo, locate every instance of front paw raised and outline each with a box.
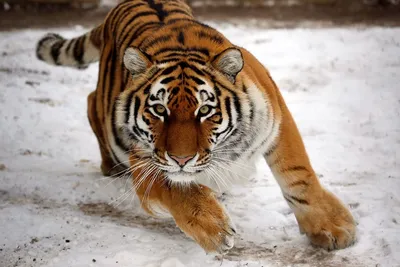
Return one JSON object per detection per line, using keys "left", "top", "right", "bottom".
{"left": 172, "top": 190, "right": 236, "bottom": 254}
{"left": 296, "top": 189, "right": 356, "bottom": 250}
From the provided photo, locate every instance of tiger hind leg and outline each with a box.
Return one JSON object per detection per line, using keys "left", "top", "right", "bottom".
{"left": 265, "top": 96, "right": 356, "bottom": 250}
{"left": 87, "top": 91, "right": 125, "bottom": 176}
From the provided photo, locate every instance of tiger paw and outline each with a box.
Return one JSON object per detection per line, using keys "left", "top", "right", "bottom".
{"left": 173, "top": 195, "right": 236, "bottom": 254}
{"left": 296, "top": 189, "right": 357, "bottom": 250}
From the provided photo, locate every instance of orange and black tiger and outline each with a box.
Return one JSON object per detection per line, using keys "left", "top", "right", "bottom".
{"left": 36, "top": 0, "right": 356, "bottom": 253}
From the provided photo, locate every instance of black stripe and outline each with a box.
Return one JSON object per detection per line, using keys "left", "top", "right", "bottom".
{"left": 188, "top": 52, "right": 206, "bottom": 59}
{"left": 188, "top": 76, "right": 205, "bottom": 85}
{"left": 142, "top": 115, "right": 151, "bottom": 125}
{"left": 144, "top": 84, "right": 152, "bottom": 94}
{"left": 170, "top": 97, "right": 179, "bottom": 107}
{"left": 179, "top": 61, "right": 190, "bottom": 70}
{"left": 96, "top": 51, "right": 108, "bottom": 121}
{"left": 110, "top": 149, "right": 122, "bottom": 167}
{"left": 203, "top": 69, "right": 216, "bottom": 80}
{"left": 133, "top": 96, "right": 141, "bottom": 129}
{"left": 196, "top": 30, "right": 224, "bottom": 45}
{"left": 265, "top": 143, "right": 278, "bottom": 157}
{"left": 124, "top": 90, "right": 136, "bottom": 124}
{"left": 101, "top": 48, "right": 112, "bottom": 113}
{"left": 125, "top": 10, "right": 157, "bottom": 25}
{"left": 189, "top": 65, "right": 205, "bottom": 76}
{"left": 160, "top": 77, "right": 175, "bottom": 84}
{"left": 225, "top": 97, "right": 233, "bottom": 129}
{"left": 166, "top": 18, "right": 196, "bottom": 25}
{"left": 177, "top": 31, "right": 185, "bottom": 45}
{"left": 124, "top": 22, "right": 161, "bottom": 50}
{"left": 37, "top": 34, "right": 63, "bottom": 61}
{"left": 188, "top": 58, "right": 206, "bottom": 65}
{"left": 131, "top": 96, "right": 144, "bottom": 140}
{"left": 165, "top": 2, "right": 182, "bottom": 8}
{"left": 38, "top": 35, "right": 55, "bottom": 47}
{"left": 152, "top": 47, "right": 187, "bottom": 57}
{"left": 147, "top": 0, "right": 167, "bottom": 22}
{"left": 161, "top": 65, "right": 179, "bottom": 76}
{"left": 51, "top": 40, "right": 64, "bottom": 65}
{"left": 112, "top": 104, "right": 129, "bottom": 151}
{"left": 109, "top": 4, "right": 132, "bottom": 36}
{"left": 288, "top": 180, "right": 309, "bottom": 187}
{"left": 152, "top": 46, "right": 209, "bottom": 57}
{"left": 107, "top": 48, "right": 117, "bottom": 113}
{"left": 232, "top": 92, "right": 241, "bottom": 122}
{"left": 171, "top": 87, "right": 179, "bottom": 95}
{"left": 214, "top": 85, "right": 221, "bottom": 97}
{"left": 281, "top": 166, "right": 308, "bottom": 173}
{"left": 170, "top": 24, "right": 193, "bottom": 33}
{"left": 160, "top": 52, "right": 204, "bottom": 60}
{"left": 183, "top": 83, "right": 197, "bottom": 93}
{"left": 157, "top": 58, "right": 181, "bottom": 64}
{"left": 119, "top": 10, "right": 158, "bottom": 42}
{"left": 109, "top": 1, "right": 138, "bottom": 28}
{"left": 283, "top": 196, "right": 295, "bottom": 206}
{"left": 120, "top": 21, "right": 159, "bottom": 48}
{"left": 184, "top": 87, "right": 193, "bottom": 96}
{"left": 142, "top": 35, "right": 173, "bottom": 51}
{"left": 120, "top": 21, "right": 143, "bottom": 46}
{"left": 65, "top": 38, "right": 75, "bottom": 58}
{"left": 285, "top": 194, "right": 309, "bottom": 205}
{"left": 215, "top": 80, "right": 237, "bottom": 94}
{"left": 131, "top": 69, "right": 164, "bottom": 94}
{"left": 243, "top": 84, "right": 255, "bottom": 125}
{"left": 216, "top": 97, "right": 233, "bottom": 140}
{"left": 124, "top": 9, "right": 157, "bottom": 29}
{"left": 73, "top": 35, "right": 86, "bottom": 65}
{"left": 168, "top": 9, "right": 192, "bottom": 17}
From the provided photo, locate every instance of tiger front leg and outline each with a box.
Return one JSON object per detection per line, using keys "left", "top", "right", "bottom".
{"left": 265, "top": 99, "right": 356, "bottom": 250}
{"left": 87, "top": 91, "right": 125, "bottom": 176}
{"left": 130, "top": 161, "right": 236, "bottom": 254}
{"left": 167, "top": 185, "right": 236, "bottom": 254}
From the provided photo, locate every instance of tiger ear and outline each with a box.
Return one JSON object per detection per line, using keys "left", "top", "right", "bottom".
{"left": 123, "top": 47, "right": 152, "bottom": 76}
{"left": 212, "top": 48, "right": 243, "bottom": 83}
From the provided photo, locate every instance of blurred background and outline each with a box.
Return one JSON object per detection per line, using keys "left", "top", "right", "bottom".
{"left": 1, "top": 0, "right": 399, "bottom": 30}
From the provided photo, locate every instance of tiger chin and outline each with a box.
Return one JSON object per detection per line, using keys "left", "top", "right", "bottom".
{"left": 36, "top": 0, "right": 356, "bottom": 254}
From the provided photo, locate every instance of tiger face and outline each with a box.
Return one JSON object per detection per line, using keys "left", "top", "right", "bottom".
{"left": 117, "top": 47, "right": 245, "bottom": 184}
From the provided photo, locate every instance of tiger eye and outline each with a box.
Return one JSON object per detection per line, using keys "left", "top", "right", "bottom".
{"left": 154, "top": 104, "right": 166, "bottom": 115}
{"left": 199, "top": 105, "right": 211, "bottom": 116}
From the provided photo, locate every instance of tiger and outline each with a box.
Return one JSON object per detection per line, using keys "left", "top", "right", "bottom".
{"left": 36, "top": 0, "right": 356, "bottom": 254}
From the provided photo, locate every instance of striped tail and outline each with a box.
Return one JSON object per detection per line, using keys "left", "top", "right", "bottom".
{"left": 36, "top": 25, "right": 103, "bottom": 69}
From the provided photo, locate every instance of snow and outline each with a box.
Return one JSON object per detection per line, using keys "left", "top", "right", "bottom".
{"left": 1, "top": 24, "right": 400, "bottom": 267}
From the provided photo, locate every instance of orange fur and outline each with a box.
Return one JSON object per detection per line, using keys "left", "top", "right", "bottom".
{"left": 38, "top": 0, "right": 356, "bottom": 254}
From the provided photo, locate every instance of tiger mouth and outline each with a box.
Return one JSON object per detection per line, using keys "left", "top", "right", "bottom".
{"left": 153, "top": 162, "right": 209, "bottom": 174}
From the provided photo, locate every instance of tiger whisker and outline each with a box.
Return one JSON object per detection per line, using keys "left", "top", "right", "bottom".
{"left": 212, "top": 160, "right": 248, "bottom": 181}
{"left": 205, "top": 166, "right": 224, "bottom": 192}
{"left": 107, "top": 159, "right": 151, "bottom": 180}
{"left": 110, "top": 163, "right": 155, "bottom": 207}
{"left": 133, "top": 164, "right": 158, "bottom": 191}
{"left": 209, "top": 162, "right": 232, "bottom": 189}
{"left": 143, "top": 168, "right": 162, "bottom": 205}
{"left": 212, "top": 156, "right": 253, "bottom": 172}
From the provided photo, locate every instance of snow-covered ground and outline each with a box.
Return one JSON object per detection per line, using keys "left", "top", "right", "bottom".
{"left": 0, "top": 24, "right": 399, "bottom": 267}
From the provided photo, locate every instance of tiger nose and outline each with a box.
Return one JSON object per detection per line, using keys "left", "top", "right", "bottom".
{"left": 168, "top": 153, "right": 195, "bottom": 167}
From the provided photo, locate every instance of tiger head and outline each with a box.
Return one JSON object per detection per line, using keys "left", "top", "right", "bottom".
{"left": 117, "top": 41, "right": 247, "bottom": 185}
